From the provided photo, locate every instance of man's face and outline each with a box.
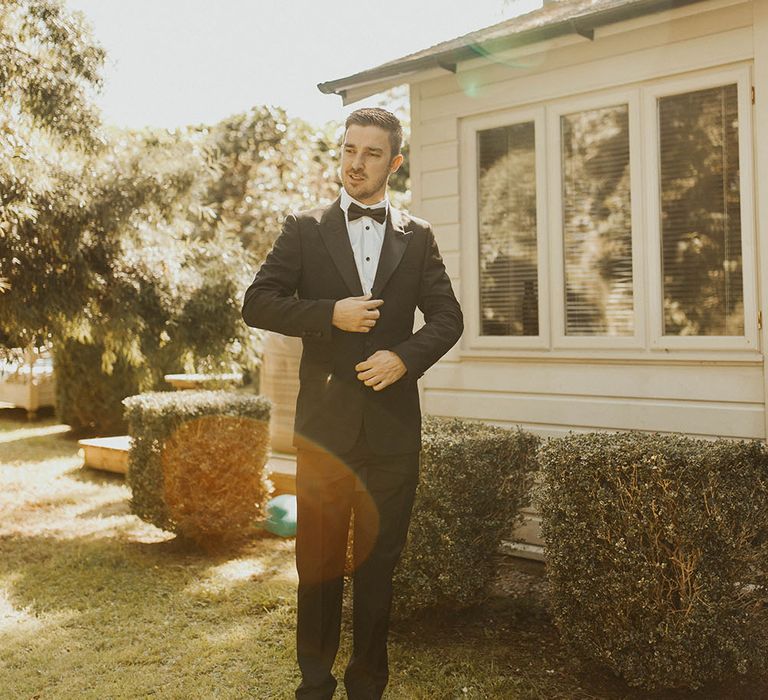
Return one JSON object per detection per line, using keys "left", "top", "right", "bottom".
{"left": 341, "top": 124, "right": 403, "bottom": 205}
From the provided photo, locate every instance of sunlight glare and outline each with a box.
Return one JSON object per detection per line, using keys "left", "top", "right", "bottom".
{"left": 0, "top": 423, "right": 71, "bottom": 444}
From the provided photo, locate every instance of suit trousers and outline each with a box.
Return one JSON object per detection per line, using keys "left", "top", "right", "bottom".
{"left": 294, "top": 428, "right": 419, "bottom": 700}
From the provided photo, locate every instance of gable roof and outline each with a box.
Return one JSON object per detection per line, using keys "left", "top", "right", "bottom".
{"left": 318, "top": 0, "right": 708, "bottom": 103}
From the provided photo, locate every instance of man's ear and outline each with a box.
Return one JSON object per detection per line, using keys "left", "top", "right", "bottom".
{"left": 389, "top": 153, "right": 404, "bottom": 173}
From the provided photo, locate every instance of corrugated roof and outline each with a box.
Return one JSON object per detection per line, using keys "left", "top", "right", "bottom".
{"left": 318, "top": 0, "right": 708, "bottom": 99}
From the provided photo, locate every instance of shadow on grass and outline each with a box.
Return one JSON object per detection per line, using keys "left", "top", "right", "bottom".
{"left": 385, "top": 591, "right": 768, "bottom": 700}
{"left": 75, "top": 497, "right": 132, "bottom": 519}
{"left": 0, "top": 405, "right": 57, "bottom": 423}
{"left": 67, "top": 464, "right": 128, "bottom": 486}
{"left": 0, "top": 532, "right": 300, "bottom": 699}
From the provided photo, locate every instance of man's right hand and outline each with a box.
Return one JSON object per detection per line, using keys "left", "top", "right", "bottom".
{"left": 332, "top": 293, "right": 384, "bottom": 333}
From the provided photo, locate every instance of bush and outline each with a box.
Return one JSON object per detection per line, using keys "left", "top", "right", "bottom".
{"left": 123, "top": 390, "right": 272, "bottom": 546}
{"left": 54, "top": 339, "right": 146, "bottom": 435}
{"left": 538, "top": 431, "right": 768, "bottom": 690}
{"left": 52, "top": 250, "right": 259, "bottom": 436}
{"left": 391, "top": 415, "right": 539, "bottom": 615}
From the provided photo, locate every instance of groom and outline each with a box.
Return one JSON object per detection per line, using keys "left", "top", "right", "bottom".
{"left": 242, "top": 107, "right": 462, "bottom": 699}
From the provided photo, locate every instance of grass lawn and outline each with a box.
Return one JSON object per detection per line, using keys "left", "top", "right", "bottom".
{"left": 1, "top": 407, "right": 767, "bottom": 699}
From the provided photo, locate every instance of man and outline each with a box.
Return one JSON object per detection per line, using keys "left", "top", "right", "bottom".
{"left": 241, "top": 107, "right": 463, "bottom": 699}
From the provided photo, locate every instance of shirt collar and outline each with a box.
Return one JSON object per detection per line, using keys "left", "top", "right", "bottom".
{"left": 340, "top": 187, "right": 389, "bottom": 217}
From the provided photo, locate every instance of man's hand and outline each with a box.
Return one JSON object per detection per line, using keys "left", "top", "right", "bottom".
{"left": 332, "top": 293, "right": 384, "bottom": 333}
{"left": 355, "top": 350, "right": 406, "bottom": 391}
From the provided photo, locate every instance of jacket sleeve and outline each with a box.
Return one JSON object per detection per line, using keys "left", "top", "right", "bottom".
{"left": 390, "top": 225, "right": 463, "bottom": 380}
{"left": 241, "top": 213, "right": 336, "bottom": 340}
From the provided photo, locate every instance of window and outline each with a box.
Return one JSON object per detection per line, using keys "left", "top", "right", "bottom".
{"left": 658, "top": 84, "right": 743, "bottom": 336}
{"left": 461, "top": 65, "right": 756, "bottom": 353}
{"left": 477, "top": 121, "right": 538, "bottom": 336}
{"left": 560, "top": 105, "right": 633, "bottom": 336}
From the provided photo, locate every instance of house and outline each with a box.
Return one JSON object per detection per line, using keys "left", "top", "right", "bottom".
{"left": 319, "top": 0, "right": 767, "bottom": 442}
{"left": 318, "top": 0, "right": 768, "bottom": 556}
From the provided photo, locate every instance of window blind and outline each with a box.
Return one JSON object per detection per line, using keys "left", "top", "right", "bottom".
{"left": 477, "top": 121, "right": 538, "bottom": 337}
{"left": 658, "top": 84, "right": 743, "bottom": 336}
{"left": 560, "top": 105, "right": 633, "bottom": 336}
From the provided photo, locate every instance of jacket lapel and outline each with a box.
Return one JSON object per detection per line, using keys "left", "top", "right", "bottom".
{"left": 319, "top": 197, "right": 364, "bottom": 296}
{"left": 371, "top": 206, "right": 411, "bottom": 298}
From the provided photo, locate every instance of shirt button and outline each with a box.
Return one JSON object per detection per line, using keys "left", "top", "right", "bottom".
{"left": 365, "top": 256, "right": 370, "bottom": 262}
{"left": 365, "top": 226, "right": 370, "bottom": 230}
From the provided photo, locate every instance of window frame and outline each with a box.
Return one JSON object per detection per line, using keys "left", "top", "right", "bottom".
{"left": 643, "top": 65, "right": 758, "bottom": 351}
{"left": 459, "top": 64, "right": 757, "bottom": 355}
{"left": 547, "top": 89, "right": 646, "bottom": 349}
{"left": 460, "top": 105, "right": 549, "bottom": 350}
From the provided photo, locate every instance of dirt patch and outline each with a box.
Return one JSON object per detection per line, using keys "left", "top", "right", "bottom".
{"left": 488, "top": 553, "right": 548, "bottom": 602}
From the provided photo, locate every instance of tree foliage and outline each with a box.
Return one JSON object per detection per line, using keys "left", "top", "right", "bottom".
{"left": 0, "top": 0, "right": 105, "bottom": 147}
{"left": 190, "top": 107, "right": 340, "bottom": 266}
{"left": 1, "top": 0, "right": 107, "bottom": 350}
{"left": 0, "top": 1, "right": 414, "bottom": 432}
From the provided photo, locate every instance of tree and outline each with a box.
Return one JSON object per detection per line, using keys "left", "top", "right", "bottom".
{"left": 0, "top": 0, "right": 107, "bottom": 353}
{"left": 0, "top": 1, "right": 257, "bottom": 432}
{"left": 190, "top": 106, "right": 340, "bottom": 267}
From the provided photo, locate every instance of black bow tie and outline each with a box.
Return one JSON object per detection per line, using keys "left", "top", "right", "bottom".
{"left": 347, "top": 202, "right": 386, "bottom": 225}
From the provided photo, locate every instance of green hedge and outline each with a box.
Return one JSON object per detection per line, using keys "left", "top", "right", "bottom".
{"left": 391, "top": 415, "right": 539, "bottom": 615}
{"left": 538, "top": 431, "right": 768, "bottom": 690}
{"left": 54, "top": 340, "right": 147, "bottom": 435}
{"left": 123, "top": 390, "right": 272, "bottom": 545}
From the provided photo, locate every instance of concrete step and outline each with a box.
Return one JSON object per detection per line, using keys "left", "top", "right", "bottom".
{"left": 267, "top": 451, "right": 297, "bottom": 495}
{"left": 78, "top": 435, "right": 132, "bottom": 474}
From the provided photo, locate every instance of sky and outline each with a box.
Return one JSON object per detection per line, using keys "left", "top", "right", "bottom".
{"left": 65, "top": 0, "right": 542, "bottom": 130}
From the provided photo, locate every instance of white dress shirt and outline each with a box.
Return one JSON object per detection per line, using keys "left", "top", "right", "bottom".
{"left": 339, "top": 187, "right": 388, "bottom": 295}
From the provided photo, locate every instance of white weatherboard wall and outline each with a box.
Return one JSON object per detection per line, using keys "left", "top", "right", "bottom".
{"left": 410, "top": 0, "right": 765, "bottom": 446}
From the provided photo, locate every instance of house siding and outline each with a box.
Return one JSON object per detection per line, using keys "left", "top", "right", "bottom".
{"left": 410, "top": 0, "right": 764, "bottom": 448}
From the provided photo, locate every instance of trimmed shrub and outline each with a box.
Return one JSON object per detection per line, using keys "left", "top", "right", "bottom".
{"left": 538, "top": 431, "right": 768, "bottom": 690}
{"left": 391, "top": 415, "right": 539, "bottom": 615}
{"left": 123, "top": 390, "right": 272, "bottom": 546}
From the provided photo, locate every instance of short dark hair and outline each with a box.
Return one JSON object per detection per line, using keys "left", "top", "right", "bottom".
{"left": 344, "top": 107, "right": 403, "bottom": 159}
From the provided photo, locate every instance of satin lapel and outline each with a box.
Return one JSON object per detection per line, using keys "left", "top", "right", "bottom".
{"left": 319, "top": 197, "right": 364, "bottom": 296}
{"left": 371, "top": 207, "right": 411, "bottom": 298}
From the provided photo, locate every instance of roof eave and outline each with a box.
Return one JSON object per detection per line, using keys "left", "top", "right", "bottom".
{"left": 334, "top": 66, "right": 455, "bottom": 106}
{"left": 317, "top": 0, "right": 705, "bottom": 98}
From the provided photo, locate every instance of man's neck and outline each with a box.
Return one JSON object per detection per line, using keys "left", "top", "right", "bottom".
{"left": 356, "top": 192, "right": 386, "bottom": 206}
{"left": 341, "top": 187, "right": 389, "bottom": 210}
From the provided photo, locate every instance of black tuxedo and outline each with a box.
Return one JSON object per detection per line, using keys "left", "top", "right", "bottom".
{"left": 241, "top": 195, "right": 462, "bottom": 700}
{"left": 241, "top": 197, "right": 463, "bottom": 456}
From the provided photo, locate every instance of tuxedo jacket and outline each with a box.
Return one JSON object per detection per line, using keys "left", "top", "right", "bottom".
{"left": 241, "top": 196, "right": 463, "bottom": 457}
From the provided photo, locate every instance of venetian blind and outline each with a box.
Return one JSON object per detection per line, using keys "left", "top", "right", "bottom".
{"left": 477, "top": 121, "right": 538, "bottom": 337}
{"left": 658, "top": 84, "right": 743, "bottom": 336}
{"left": 561, "top": 105, "right": 634, "bottom": 336}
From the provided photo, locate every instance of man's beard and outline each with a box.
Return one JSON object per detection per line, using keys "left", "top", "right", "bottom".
{"left": 344, "top": 169, "right": 389, "bottom": 202}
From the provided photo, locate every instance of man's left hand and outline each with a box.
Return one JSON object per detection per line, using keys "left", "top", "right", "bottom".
{"left": 355, "top": 351, "right": 407, "bottom": 391}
